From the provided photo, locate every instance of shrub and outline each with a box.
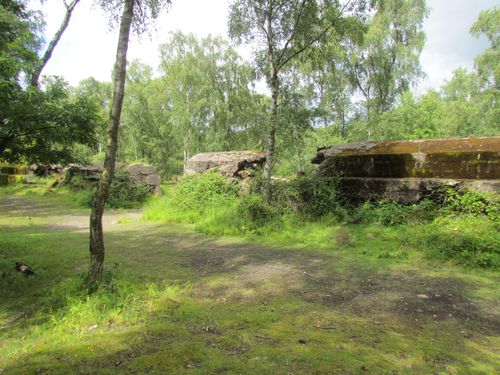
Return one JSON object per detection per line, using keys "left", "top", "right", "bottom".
{"left": 142, "top": 173, "right": 499, "bottom": 269}
{"left": 143, "top": 171, "right": 240, "bottom": 223}
{"left": 272, "top": 176, "right": 345, "bottom": 219}
{"left": 173, "top": 171, "right": 239, "bottom": 212}
{"left": 107, "top": 171, "right": 151, "bottom": 209}
{"left": 64, "top": 171, "right": 151, "bottom": 209}
{"left": 235, "top": 194, "right": 281, "bottom": 230}
{"left": 0, "top": 174, "right": 25, "bottom": 186}
{"left": 443, "top": 188, "right": 499, "bottom": 221}
{"left": 350, "top": 199, "right": 439, "bottom": 226}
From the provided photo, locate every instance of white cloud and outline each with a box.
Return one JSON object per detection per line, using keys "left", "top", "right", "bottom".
{"left": 418, "top": 0, "right": 497, "bottom": 92}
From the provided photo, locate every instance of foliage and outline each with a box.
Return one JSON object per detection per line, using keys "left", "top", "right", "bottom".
{"left": 107, "top": 171, "right": 151, "bottom": 209}
{"left": 96, "top": 0, "right": 171, "bottom": 36}
{"left": 144, "top": 171, "right": 240, "bottom": 223}
{"left": 347, "top": 0, "right": 428, "bottom": 117}
{"left": 174, "top": 171, "right": 239, "bottom": 212}
{"left": 235, "top": 193, "right": 281, "bottom": 229}
{"left": 145, "top": 174, "right": 499, "bottom": 269}
{"left": 157, "top": 33, "right": 259, "bottom": 169}
{"left": 414, "top": 216, "right": 499, "bottom": 268}
{"left": 349, "top": 199, "right": 438, "bottom": 225}
{"left": 271, "top": 176, "right": 346, "bottom": 219}
{"left": 52, "top": 4, "right": 496, "bottom": 179}
{"left": 229, "top": 0, "right": 370, "bottom": 196}
{"left": 470, "top": 7, "right": 499, "bottom": 88}
{"left": 443, "top": 188, "right": 499, "bottom": 221}
{"left": 117, "top": 35, "right": 263, "bottom": 177}
{"left": 74, "top": 77, "right": 112, "bottom": 151}
{"left": 347, "top": 4, "right": 499, "bottom": 141}
{"left": 275, "top": 126, "right": 343, "bottom": 176}
{"left": 228, "top": 0, "right": 368, "bottom": 85}
{"left": 0, "top": 0, "right": 41, "bottom": 83}
{"left": 66, "top": 173, "right": 151, "bottom": 209}
{"left": 0, "top": 79, "right": 102, "bottom": 164}
{"left": 0, "top": 1, "right": 102, "bottom": 165}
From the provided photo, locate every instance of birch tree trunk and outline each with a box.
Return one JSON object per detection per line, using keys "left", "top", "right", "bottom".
{"left": 88, "top": 0, "right": 135, "bottom": 289}
{"left": 262, "top": 72, "right": 278, "bottom": 203}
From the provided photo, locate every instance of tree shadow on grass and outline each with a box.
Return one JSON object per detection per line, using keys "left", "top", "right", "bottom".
{"left": 1, "top": 198, "right": 499, "bottom": 373}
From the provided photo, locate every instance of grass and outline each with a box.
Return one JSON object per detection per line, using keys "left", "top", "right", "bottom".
{"left": 1, "top": 184, "right": 499, "bottom": 374}
{"left": 143, "top": 177, "right": 499, "bottom": 269}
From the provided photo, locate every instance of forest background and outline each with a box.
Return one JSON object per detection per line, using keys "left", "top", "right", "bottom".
{"left": 1, "top": 0, "right": 498, "bottom": 178}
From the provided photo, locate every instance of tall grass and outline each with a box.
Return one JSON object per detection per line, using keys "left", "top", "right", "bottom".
{"left": 143, "top": 173, "right": 344, "bottom": 249}
{"left": 143, "top": 173, "right": 500, "bottom": 268}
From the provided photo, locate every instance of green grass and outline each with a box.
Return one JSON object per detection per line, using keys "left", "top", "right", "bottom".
{"left": 0, "top": 180, "right": 93, "bottom": 209}
{"left": 144, "top": 180, "right": 499, "bottom": 269}
{"left": 1, "top": 185, "right": 499, "bottom": 374}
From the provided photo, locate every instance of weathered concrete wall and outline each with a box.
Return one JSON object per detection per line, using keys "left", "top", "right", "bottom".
{"left": 339, "top": 178, "right": 500, "bottom": 204}
{"left": 313, "top": 137, "right": 500, "bottom": 179}
{"left": 186, "top": 151, "right": 266, "bottom": 179}
{"left": 65, "top": 163, "right": 161, "bottom": 193}
{"left": 1, "top": 162, "right": 162, "bottom": 192}
{"left": 313, "top": 137, "right": 500, "bottom": 203}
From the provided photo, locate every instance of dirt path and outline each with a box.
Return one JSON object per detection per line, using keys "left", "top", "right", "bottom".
{"left": 1, "top": 194, "right": 499, "bottom": 373}
{"left": 3, "top": 195, "right": 498, "bottom": 335}
{"left": 2, "top": 196, "right": 142, "bottom": 232}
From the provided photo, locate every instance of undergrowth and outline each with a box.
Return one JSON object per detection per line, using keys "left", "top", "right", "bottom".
{"left": 144, "top": 173, "right": 500, "bottom": 269}
{"left": 1, "top": 181, "right": 499, "bottom": 374}
{"left": 2, "top": 171, "right": 152, "bottom": 209}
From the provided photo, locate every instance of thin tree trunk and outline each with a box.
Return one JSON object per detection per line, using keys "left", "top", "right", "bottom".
{"left": 262, "top": 72, "right": 278, "bottom": 203}
{"left": 183, "top": 130, "right": 189, "bottom": 174}
{"left": 30, "top": 0, "right": 81, "bottom": 88}
{"left": 88, "top": 0, "right": 135, "bottom": 290}
{"left": 262, "top": 126, "right": 276, "bottom": 201}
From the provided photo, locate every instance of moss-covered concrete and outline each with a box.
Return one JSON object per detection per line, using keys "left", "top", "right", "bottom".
{"left": 313, "top": 137, "right": 500, "bottom": 202}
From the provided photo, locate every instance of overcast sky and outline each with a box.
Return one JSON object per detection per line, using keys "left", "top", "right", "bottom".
{"left": 37, "top": 0, "right": 497, "bottom": 93}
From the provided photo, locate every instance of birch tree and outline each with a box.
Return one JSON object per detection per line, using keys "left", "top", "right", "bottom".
{"left": 228, "top": 0, "right": 368, "bottom": 201}
{"left": 88, "top": 0, "right": 171, "bottom": 289}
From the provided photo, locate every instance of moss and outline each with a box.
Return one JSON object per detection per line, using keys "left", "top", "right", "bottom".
{"left": 1, "top": 187, "right": 499, "bottom": 374}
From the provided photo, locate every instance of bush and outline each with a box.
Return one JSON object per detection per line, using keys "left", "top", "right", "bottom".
{"left": 143, "top": 171, "right": 240, "bottom": 223}
{"left": 107, "top": 171, "right": 151, "bottom": 209}
{"left": 142, "top": 173, "right": 499, "bottom": 269}
{"left": 173, "top": 171, "right": 239, "bottom": 212}
{"left": 272, "top": 176, "right": 346, "bottom": 219}
{"left": 64, "top": 171, "right": 151, "bottom": 209}
{"left": 350, "top": 200, "right": 438, "bottom": 226}
{"left": 236, "top": 194, "right": 281, "bottom": 230}
{"left": 443, "top": 188, "right": 499, "bottom": 221}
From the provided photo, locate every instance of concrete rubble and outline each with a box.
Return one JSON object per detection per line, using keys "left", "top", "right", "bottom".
{"left": 65, "top": 162, "right": 161, "bottom": 193}
{"left": 185, "top": 151, "right": 266, "bottom": 180}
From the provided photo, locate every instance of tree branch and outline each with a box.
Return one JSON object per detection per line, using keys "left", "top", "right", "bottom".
{"left": 30, "top": 0, "right": 81, "bottom": 88}
{"left": 276, "top": 0, "right": 354, "bottom": 71}
{"left": 277, "top": 0, "right": 308, "bottom": 65}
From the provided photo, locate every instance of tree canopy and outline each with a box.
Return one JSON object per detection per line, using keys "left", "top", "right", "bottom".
{"left": 228, "top": 0, "right": 370, "bottom": 198}
{"left": 0, "top": 0, "right": 101, "bottom": 165}
{"left": 2, "top": 0, "right": 498, "bottom": 175}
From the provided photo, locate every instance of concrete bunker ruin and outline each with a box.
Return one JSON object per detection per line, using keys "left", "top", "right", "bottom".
{"left": 312, "top": 137, "right": 500, "bottom": 203}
